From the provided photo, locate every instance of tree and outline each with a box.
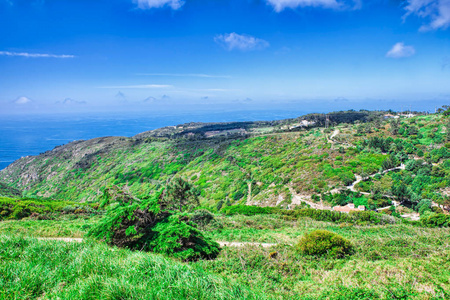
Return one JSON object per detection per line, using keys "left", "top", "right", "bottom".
{"left": 408, "top": 126, "right": 419, "bottom": 136}
{"left": 390, "top": 119, "right": 400, "bottom": 135}
{"left": 446, "top": 122, "right": 450, "bottom": 142}
{"left": 382, "top": 155, "right": 398, "bottom": 170}
{"left": 162, "top": 177, "right": 199, "bottom": 212}
{"left": 392, "top": 182, "right": 409, "bottom": 203}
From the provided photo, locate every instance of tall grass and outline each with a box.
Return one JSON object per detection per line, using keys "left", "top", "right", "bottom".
{"left": 0, "top": 235, "right": 264, "bottom": 300}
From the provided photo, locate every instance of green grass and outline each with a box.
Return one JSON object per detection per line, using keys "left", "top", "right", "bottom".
{"left": 1, "top": 213, "right": 449, "bottom": 299}
{"left": 197, "top": 214, "right": 450, "bottom": 299}
{"left": 0, "top": 215, "right": 101, "bottom": 238}
{"left": 0, "top": 235, "right": 265, "bottom": 300}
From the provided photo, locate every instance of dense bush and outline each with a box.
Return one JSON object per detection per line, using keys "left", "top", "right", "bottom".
{"left": 282, "top": 208, "right": 396, "bottom": 225}
{"left": 221, "top": 206, "right": 397, "bottom": 225}
{"left": 295, "top": 230, "right": 354, "bottom": 258}
{"left": 88, "top": 186, "right": 220, "bottom": 261}
{"left": 149, "top": 214, "right": 220, "bottom": 261}
{"left": 189, "top": 209, "right": 223, "bottom": 230}
{"left": 0, "top": 197, "right": 93, "bottom": 220}
{"left": 421, "top": 213, "right": 450, "bottom": 228}
{"left": 221, "top": 205, "right": 279, "bottom": 216}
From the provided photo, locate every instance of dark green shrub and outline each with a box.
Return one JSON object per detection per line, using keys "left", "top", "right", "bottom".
{"left": 296, "top": 230, "right": 354, "bottom": 258}
{"left": 190, "top": 209, "right": 215, "bottom": 226}
{"left": 149, "top": 214, "right": 220, "bottom": 261}
{"left": 88, "top": 186, "right": 220, "bottom": 261}
{"left": 0, "top": 196, "right": 94, "bottom": 220}
{"left": 189, "top": 209, "right": 223, "bottom": 230}
{"left": 221, "top": 205, "right": 279, "bottom": 216}
{"left": 281, "top": 208, "right": 395, "bottom": 225}
{"left": 216, "top": 200, "right": 224, "bottom": 211}
{"left": 421, "top": 213, "right": 450, "bottom": 228}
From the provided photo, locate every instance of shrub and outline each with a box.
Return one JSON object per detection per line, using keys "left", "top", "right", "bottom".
{"left": 282, "top": 208, "right": 396, "bottom": 225}
{"left": 421, "top": 213, "right": 450, "bottom": 228}
{"left": 189, "top": 209, "right": 223, "bottom": 230}
{"left": 0, "top": 197, "right": 94, "bottom": 220}
{"left": 295, "top": 230, "right": 354, "bottom": 258}
{"left": 148, "top": 214, "right": 220, "bottom": 261}
{"left": 221, "top": 205, "right": 279, "bottom": 216}
{"left": 88, "top": 186, "right": 220, "bottom": 261}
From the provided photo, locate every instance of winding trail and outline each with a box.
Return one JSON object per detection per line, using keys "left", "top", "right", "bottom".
{"left": 346, "top": 164, "right": 405, "bottom": 193}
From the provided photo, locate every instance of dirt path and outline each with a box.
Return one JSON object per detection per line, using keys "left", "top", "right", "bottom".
{"left": 34, "top": 237, "right": 280, "bottom": 248}
{"left": 288, "top": 187, "right": 332, "bottom": 210}
{"left": 327, "top": 129, "right": 340, "bottom": 144}
{"left": 346, "top": 164, "right": 405, "bottom": 193}
{"left": 36, "top": 237, "right": 83, "bottom": 242}
{"left": 218, "top": 241, "right": 279, "bottom": 248}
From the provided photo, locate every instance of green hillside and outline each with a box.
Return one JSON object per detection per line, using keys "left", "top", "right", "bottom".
{"left": 1, "top": 111, "right": 449, "bottom": 214}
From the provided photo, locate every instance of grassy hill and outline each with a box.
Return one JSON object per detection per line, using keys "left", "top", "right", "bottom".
{"left": 1, "top": 111, "right": 449, "bottom": 214}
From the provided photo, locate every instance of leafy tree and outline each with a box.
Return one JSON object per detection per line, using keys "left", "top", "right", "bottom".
{"left": 416, "top": 199, "right": 432, "bottom": 215}
{"left": 408, "top": 126, "right": 419, "bottom": 136}
{"left": 382, "top": 155, "right": 398, "bottom": 170}
{"left": 446, "top": 122, "right": 450, "bottom": 142}
{"left": 161, "top": 177, "right": 199, "bottom": 212}
{"left": 390, "top": 119, "right": 400, "bottom": 135}
{"left": 392, "top": 182, "right": 409, "bottom": 203}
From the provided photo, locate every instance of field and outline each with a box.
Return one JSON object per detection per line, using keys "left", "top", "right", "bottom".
{"left": 1, "top": 212, "right": 449, "bottom": 299}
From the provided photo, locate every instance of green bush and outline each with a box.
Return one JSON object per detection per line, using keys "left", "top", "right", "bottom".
{"left": 189, "top": 209, "right": 223, "bottom": 230}
{"left": 0, "top": 197, "right": 93, "bottom": 220}
{"left": 282, "top": 208, "right": 396, "bottom": 225}
{"left": 296, "top": 230, "right": 354, "bottom": 258}
{"left": 221, "top": 205, "right": 279, "bottom": 216}
{"left": 149, "top": 214, "right": 220, "bottom": 261}
{"left": 88, "top": 186, "right": 220, "bottom": 261}
{"left": 421, "top": 213, "right": 450, "bottom": 228}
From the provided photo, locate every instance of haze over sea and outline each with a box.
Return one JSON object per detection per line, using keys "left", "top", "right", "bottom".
{"left": 0, "top": 110, "right": 306, "bottom": 170}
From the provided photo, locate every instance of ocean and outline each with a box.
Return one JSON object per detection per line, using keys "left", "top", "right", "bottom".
{"left": 0, "top": 110, "right": 306, "bottom": 170}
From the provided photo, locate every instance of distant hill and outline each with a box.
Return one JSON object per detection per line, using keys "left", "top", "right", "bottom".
{"left": 1, "top": 110, "right": 447, "bottom": 212}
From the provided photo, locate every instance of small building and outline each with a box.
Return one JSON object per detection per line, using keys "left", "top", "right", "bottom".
{"left": 332, "top": 203, "right": 366, "bottom": 213}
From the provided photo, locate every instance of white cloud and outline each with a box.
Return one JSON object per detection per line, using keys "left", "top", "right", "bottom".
{"left": 214, "top": 33, "right": 269, "bottom": 51}
{"left": 13, "top": 96, "right": 33, "bottom": 105}
{"left": 99, "top": 84, "right": 173, "bottom": 89}
{"left": 404, "top": 0, "right": 450, "bottom": 31}
{"left": 386, "top": 42, "right": 416, "bottom": 58}
{"left": 0, "top": 51, "right": 75, "bottom": 58}
{"left": 266, "top": 0, "right": 341, "bottom": 11}
{"left": 134, "top": 0, "right": 184, "bottom": 10}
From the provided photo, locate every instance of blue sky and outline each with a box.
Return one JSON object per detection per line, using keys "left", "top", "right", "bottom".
{"left": 0, "top": 0, "right": 449, "bottom": 114}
